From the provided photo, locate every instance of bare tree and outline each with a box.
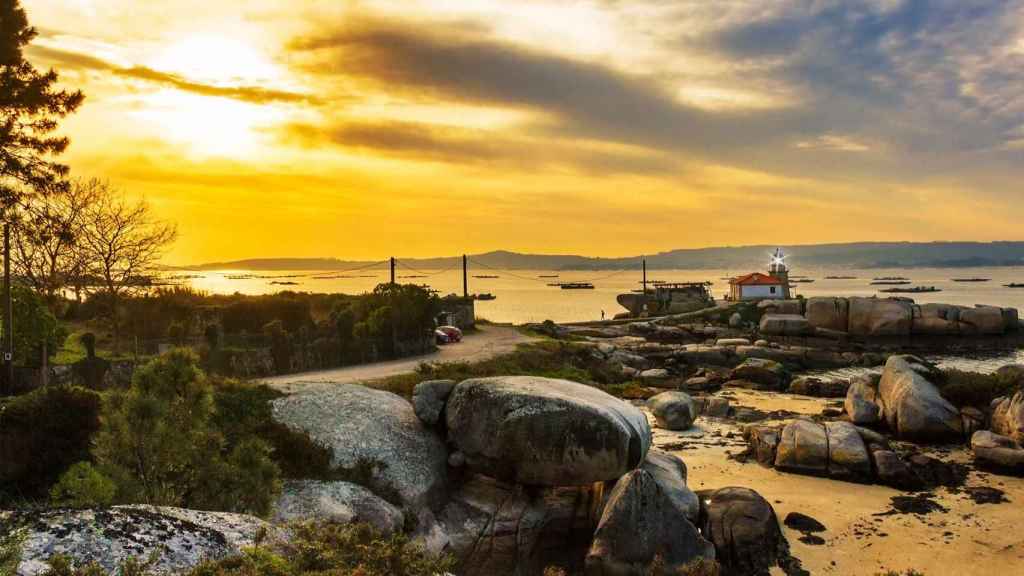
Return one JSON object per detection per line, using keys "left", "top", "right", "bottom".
{"left": 80, "top": 185, "right": 177, "bottom": 350}
{"left": 11, "top": 178, "right": 102, "bottom": 306}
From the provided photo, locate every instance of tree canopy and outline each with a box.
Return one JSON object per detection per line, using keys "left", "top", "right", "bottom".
{"left": 0, "top": 0, "right": 83, "bottom": 211}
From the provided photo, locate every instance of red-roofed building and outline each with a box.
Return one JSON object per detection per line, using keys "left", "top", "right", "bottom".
{"left": 728, "top": 249, "right": 792, "bottom": 300}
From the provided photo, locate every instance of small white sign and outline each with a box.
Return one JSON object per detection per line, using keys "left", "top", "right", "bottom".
{"left": 2, "top": 352, "right": 11, "bottom": 362}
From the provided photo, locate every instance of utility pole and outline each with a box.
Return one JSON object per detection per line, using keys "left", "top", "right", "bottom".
{"left": 2, "top": 222, "right": 12, "bottom": 396}
{"left": 642, "top": 256, "right": 648, "bottom": 294}
{"left": 462, "top": 254, "right": 468, "bottom": 299}
{"left": 390, "top": 257, "right": 396, "bottom": 285}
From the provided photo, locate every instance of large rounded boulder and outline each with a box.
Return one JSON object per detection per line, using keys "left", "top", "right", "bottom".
{"left": 272, "top": 384, "right": 448, "bottom": 508}
{"left": 877, "top": 355, "right": 962, "bottom": 441}
{"left": 647, "top": 391, "right": 697, "bottom": 430}
{"left": 272, "top": 480, "right": 404, "bottom": 535}
{"left": 696, "top": 487, "right": 791, "bottom": 576}
{"left": 446, "top": 376, "right": 651, "bottom": 486}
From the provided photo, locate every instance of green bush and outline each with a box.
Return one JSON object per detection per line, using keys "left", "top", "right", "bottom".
{"left": 210, "top": 380, "right": 333, "bottom": 479}
{"left": 373, "top": 341, "right": 629, "bottom": 398}
{"left": 935, "top": 369, "right": 1022, "bottom": 408}
{"left": 49, "top": 462, "right": 116, "bottom": 508}
{"left": 3, "top": 283, "right": 68, "bottom": 365}
{"left": 0, "top": 385, "right": 102, "bottom": 504}
{"left": 82, "top": 349, "right": 281, "bottom": 516}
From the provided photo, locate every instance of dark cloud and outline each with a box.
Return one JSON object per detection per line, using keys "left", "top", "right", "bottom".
{"left": 290, "top": 18, "right": 806, "bottom": 159}
{"left": 27, "top": 44, "right": 316, "bottom": 105}
{"left": 283, "top": 119, "right": 680, "bottom": 177}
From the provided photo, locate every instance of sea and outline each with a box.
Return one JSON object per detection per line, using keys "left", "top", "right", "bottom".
{"left": 178, "top": 265, "right": 1024, "bottom": 371}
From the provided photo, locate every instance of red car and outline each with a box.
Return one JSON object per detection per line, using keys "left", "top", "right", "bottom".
{"left": 438, "top": 323, "right": 462, "bottom": 340}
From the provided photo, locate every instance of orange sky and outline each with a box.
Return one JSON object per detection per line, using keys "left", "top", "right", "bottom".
{"left": 22, "top": 0, "right": 1024, "bottom": 265}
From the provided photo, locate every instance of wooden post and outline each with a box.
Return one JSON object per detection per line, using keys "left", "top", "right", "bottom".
{"left": 2, "top": 222, "right": 12, "bottom": 395}
{"left": 642, "top": 257, "right": 647, "bottom": 293}
{"left": 463, "top": 254, "right": 468, "bottom": 299}
{"left": 390, "top": 257, "right": 396, "bottom": 284}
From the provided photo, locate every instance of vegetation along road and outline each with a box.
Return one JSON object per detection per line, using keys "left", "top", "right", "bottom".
{"left": 263, "top": 324, "right": 538, "bottom": 394}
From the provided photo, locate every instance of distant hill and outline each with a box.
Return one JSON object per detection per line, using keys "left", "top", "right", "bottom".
{"left": 186, "top": 242, "right": 1024, "bottom": 271}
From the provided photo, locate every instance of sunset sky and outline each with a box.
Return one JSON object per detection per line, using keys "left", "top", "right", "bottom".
{"left": 22, "top": 0, "right": 1024, "bottom": 264}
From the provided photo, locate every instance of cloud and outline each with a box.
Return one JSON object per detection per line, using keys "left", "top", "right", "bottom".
{"left": 288, "top": 17, "right": 807, "bottom": 161}
{"left": 27, "top": 44, "right": 316, "bottom": 105}
{"left": 794, "top": 134, "right": 871, "bottom": 152}
{"left": 282, "top": 119, "right": 680, "bottom": 176}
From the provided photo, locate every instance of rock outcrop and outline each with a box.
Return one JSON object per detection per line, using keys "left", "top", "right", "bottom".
{"left": 824, "top": 421, "right": 872, "bottom": 481}
{"left": 3, "top": 506, "right": 272, "bottom": 576}
{"left": 971, "top": 430, "right": 1024, "bottom": 473}
{"left": 848, "top": 297, "right": 913, "bottom": 337}
{"left": 845, "top": 374, "right": 882, "bottom": 425}
{"left": 412, "top": 379, "right": 456, "bottom": 427}
{"left": 759, "top": 314, "right": 810, "bottom": 336}
{"left": 774, "top": 419, "right": 829, "bottom": 476}
{"left": 272, "top": 384, "right": 448, "bottom": 508}
{"left": 647, "top": 391, "right": 697, "bottom": 430}
{"left": 696, "top": 487, "right": 790, "bottom": 576}
{"left": 641, "top": 450, "right": 700, "bottom": 522}
{"left": 805, "top": 297, "right": 849, "bottom": 332}
{"left": 877, "top": 355, "right": 962, "bottom": 441}
{"left": 440, "top": 475, "right": 602, "bottom": 576}
{"left": 585, "top": 470, "right": 713, "bottom": 575}
{"left": 272, "top": 480, "right": 404, "bottom": 535}
{"left": 991, "top": 391, "right": 1024, "bottom": 444}
{"left": 445, "top": 376, "right": 651, "bottom": 486}
{"left": 730, "top": 358, "right": 788, "bottom": 391}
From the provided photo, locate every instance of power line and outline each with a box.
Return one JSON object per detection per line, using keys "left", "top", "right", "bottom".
{"left": 309, "top": 259, "right": 390, "bottom": 278}
{"left": 394, "top": 259, "right": 460, "bottom": 277}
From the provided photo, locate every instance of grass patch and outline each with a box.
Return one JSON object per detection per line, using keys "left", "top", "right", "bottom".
{"left": 935, "top": 368, "right": 1023, "bottom": 409}
{"left": 370, "top": 341, "right": 630, "bottom": 398}
{"left": 52, "top": 328, "right": 138, "bottom": 365}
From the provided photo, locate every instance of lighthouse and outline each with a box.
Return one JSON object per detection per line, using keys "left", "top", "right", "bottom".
{"left": 768, "top": 247, "right": 792, "bottom": 299}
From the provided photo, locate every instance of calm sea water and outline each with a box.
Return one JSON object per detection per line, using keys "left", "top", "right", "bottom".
{"left": 181, "top": 265, "right": 1024, "bottom": 325}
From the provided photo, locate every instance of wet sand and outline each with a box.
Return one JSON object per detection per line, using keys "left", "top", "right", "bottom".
{"left": 650, "top": 389, "right": 1024, "bottom": 575}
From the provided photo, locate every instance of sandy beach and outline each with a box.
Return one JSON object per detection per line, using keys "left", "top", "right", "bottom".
{"left": 653, "top": 389, "right": 1024, "bottom": 575}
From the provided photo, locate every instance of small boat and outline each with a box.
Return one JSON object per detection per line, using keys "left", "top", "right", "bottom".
{"left": 546, "top": 283, "right": 563, "bottom": 287}
{"left": 879, "top": 286, "right": 941, "bottom": 294}
{"left": 1005, "top": 283, "right": 1024, "bottom": 288}
{"left": 792, "top": 278, "right": 815, "bottom": 283}
{"left": 473, "top": 275, "right": 499, "bottom": 279}
{"left": 825, "top": 275, "right": 857, "bottom": 279}
{"left": 560, "top": 282, "right": 595, "bottom": 290}
{"left": 474, "top": 293, "right": 497, "bottom": 301}
{"left": 539, "top": 274, "right": 559, "bottom": 278}
{"left": 270, "top": 281, "right": 299, "bottom": 286}
{"left": 870, "top": 280, "right": 912, "bottom": 286}
{"left": 952, "top": 278, "right": 991, "bottom": 282}
{"left": 873, "top": 276, "right": 909, "bottom": 281}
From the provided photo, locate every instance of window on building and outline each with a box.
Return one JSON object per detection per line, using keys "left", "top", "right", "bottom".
{"left": 770, "top": 286, "right": 776, "bottom": 294}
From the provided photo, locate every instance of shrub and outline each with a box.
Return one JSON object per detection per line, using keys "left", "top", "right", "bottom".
{"left": 5, "top": 283, "right": 68, "bottom": 365}
{"left": 210, "top": 380, "right": 333, "bottom": 479}
{"left": 0, "top": 385, "right": 102, "bottom": 503}
{"left": 372, "top": 341, "right": 630, "bottom": 398}
{"left": 49, "top": 462, "right": 116, "bottom": 508}
{"left": 935, "top": 369, "right": 1022, "bottom": 408}
{"left": 83, "top": 349, "right": 281, "bottom": 516}
{"left": 1, "top": 531, "right": 23, "bottom": 576}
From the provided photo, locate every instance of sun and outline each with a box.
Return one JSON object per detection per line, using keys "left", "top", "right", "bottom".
{"left": 132, "top": 35, "right": 291, "bottom": 158}
{"left": 149, "top": 34, "right": 282, "bottom": 86}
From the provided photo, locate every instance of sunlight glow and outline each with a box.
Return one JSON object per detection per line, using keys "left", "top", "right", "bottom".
{"left": 149, "top": 34, "right": 282, "bottom": 85}
{"left": 132, "top": 90, "right": 285, "bottom": 158}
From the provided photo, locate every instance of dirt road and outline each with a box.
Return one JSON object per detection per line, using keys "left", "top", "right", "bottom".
{"left": 263, "top": 324, "right": 537, "bottom": 394}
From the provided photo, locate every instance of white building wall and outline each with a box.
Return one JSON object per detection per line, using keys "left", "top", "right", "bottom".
{"left": 739, "top": 285, "right": 784, "bottom": 300}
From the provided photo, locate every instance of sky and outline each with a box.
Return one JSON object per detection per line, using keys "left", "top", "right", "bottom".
{"left": 21, "top": 0, "right": 1024, "bottom": 264}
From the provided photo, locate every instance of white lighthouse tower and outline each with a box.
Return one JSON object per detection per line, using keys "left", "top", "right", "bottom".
{"left": 768, "top": 248, "right": 791, "bottom": 298}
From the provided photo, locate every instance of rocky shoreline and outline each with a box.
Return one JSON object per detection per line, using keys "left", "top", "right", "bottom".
{"left": 4, "top": 297, "right": 1023, "bottom": 576}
